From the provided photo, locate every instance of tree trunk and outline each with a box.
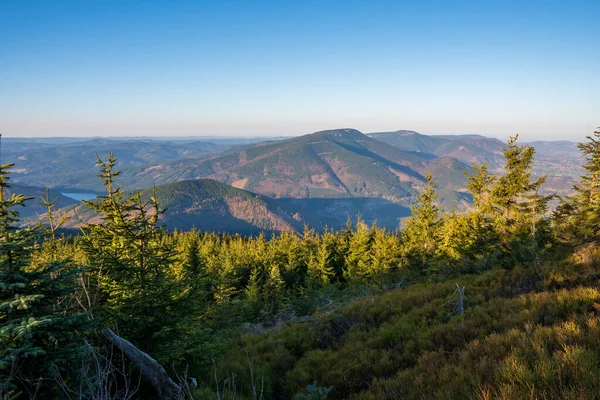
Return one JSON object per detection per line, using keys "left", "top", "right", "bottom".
{"left": 103, "top": 327, "right": 182, "bottom": 400}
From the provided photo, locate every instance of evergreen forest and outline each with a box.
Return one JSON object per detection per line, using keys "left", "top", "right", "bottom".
{"left": 3, "top": 130, "right": 600, "bottom": 399}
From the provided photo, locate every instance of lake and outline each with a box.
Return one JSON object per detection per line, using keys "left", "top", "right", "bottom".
{"left": 61, "top": 191, "right": 99, "bottom": 202}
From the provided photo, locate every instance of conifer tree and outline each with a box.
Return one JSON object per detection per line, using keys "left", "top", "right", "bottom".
{"left": 244, "top": 265, "right": 264, "bottom": 320}
{"left": 343, "top": 218, "right": 372, "bottom": 281}
{"left": 368, "top": 223, "right": 400, "bottom": 279}
{"left": 435, "top": 210, "right": 487, "bottom": 272}
{"left": 401, "top": 174, "right": 441, "bottom": 272}
{"left": 555, "top": 129, "right": 600, "bottom": 245}
{"left": 489, "top": 135, "right": 552, "bottom": 263}
{"left": 307, "top": 231, "right": 336, "bottom": 287}
{"left": 245, "top": 266, "right": 262, "bottom": 304}
{"left": 263, "top": 264, "right": 284, "bottom": 316}
{"left": 466, "top": 162, "right": 496, "bottom": 215}
{"left": 80, "top": 154, "right": 200, "bottom": 364}
{"left": 0, "top": 163, "right": 90, "bottom": 394}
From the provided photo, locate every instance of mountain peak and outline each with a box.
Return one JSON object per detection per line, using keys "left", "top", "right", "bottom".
{"left": 312, "top": 128, "right": 365, "bottom": 139}
{"left": 393, "top": 130, "right": 421, "bottom": 136}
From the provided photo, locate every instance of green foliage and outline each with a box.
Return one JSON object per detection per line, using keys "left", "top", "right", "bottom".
{"left": 307, "top": 230, "right": 336, "bottom": 287}
{"left": 465, "top": 162, "right": 495, "bottom": 215}
{"left": 401, "top": 174, "right": 441, "bottom": 272}
{"left": 344, "top": 218, "right": 372, "bottom": 281}
{"left": 79, "top": 154, "right": 211, "bottom": 366}
{"left": 203, "top": 247, "right": 600, "bottom": 399}
{"left": 5, "top": 129, "right": 600, "bottom": 398}
{"left": 555, "top": 128, "right": 600, "bottom": 245}
{"left": 0, "top": 163, "right": 90, "bottom": 396}
{"left": 489, "top": 135, "right": 552, "bottom": 264}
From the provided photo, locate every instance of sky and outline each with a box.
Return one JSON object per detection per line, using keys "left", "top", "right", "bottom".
{"left": 1, "top": 0, "right": 598, "bottom": 141}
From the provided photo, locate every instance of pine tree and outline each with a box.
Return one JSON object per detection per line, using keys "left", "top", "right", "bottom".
{"left": 435, "top": 210, "right": 487, "bottom": 272}
{"left": 456, "top": 163, "right": 503, "bottom": 270}
{"left": 245, "top": 266, "right": 262, "bottom": 304}
{"left": 182, "top": 235, "right": 211, "bottom": 302}
{"left": 466, "top": 162, "right": 496, "bottom": 215}
{"left": 244, "top": 266, "right": 263, "bottom": 320}
{"left": 0, "top": 163, "right": 90, "bottom": 395}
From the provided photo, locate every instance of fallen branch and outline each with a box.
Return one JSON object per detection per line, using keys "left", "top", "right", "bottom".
{"left": 102, "top": 327, "right": 182, "bottom": 400}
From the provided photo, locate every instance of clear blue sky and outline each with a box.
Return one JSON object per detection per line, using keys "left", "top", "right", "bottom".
{"left": 1, "top": 0, "right": 598, "bottom": 140}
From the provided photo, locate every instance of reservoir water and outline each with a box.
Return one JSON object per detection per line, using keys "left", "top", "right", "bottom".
{"left": 61, "top": 191, "right": 99, "bottom": 202}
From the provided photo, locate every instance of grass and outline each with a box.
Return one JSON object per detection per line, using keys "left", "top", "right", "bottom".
{"left": 196, "top": 245, "right": 600, "bottom": 399}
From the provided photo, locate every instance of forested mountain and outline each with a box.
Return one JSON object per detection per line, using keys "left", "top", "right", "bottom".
{"left": 4, "top": 130, "right": 584, "bottom": 233}
{"left": 102, "top": 129, "right": 426, "bottom": 198}
{"left": 31, "top": 179, "right": 413, "bottom": 232}
{"left": 73, "top": 129, "right": 472, "bottom": 212}
{"left": 42, "top": 179, "right": 303, "bottom": 234}
{"left": 4, "top": 184, "right": 78, "bottom": 218}
{"left": 3, "top": 138, "right": 231, "bottom": 188}
{"left": 3, "top": 130, "right": 600, "bottom": 400}
{"left": 368, "top": 130, "right": 506, "bottom": 168}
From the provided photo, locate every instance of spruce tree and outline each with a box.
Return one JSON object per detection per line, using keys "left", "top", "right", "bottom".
{"left": 555, "top": 129, "right": 600, "bottom": 245}
{"left": 343, "top": 218, "right": 372, "bottom": 282}
{"left": 401, "top": 174, "right": 441, "bottom": 272}
{"left": 368, "top": 224, "right": 401, "bottom": 280}
{"left": 263, "top": 264, "right": 284, "bottom": 316}
{"left": 307, "top": 231, "right": 336, "bottom": 287}
{"left": 79, "top": 154, "right": 200, "bottom": 364}
{"left": 0, "top": 163, "right": 90, "bottom": 395}
{"left": 490, "top": 135, "right": 551, "bottom": 263}
{"left": 466, "top": 162, "right": 496, "bottom": 215}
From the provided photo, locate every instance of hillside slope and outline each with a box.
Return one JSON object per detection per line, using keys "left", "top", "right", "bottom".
{"left": 33, "top": 179, "right": 414, "bottom": 232}
{"left": 6, "top": 184, "right": 79, "bottom": 219}
{"left": 5, "top": 138, "right": 230, "bottom": 188}
{"left": 206, "top": 247, "right": 600, "bottom": 399}
{"left": 109, "top": 129, "right": 429, "bottom": 201}
{"left": 48, "top": 179, "right": 303, "bottom": 234}
{"left": 368, "top": 130, "right": 506, "bottom": 169}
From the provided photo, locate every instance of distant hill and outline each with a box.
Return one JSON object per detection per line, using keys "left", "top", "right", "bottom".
{"left": 5, "top": 184, "right": 79, "bottom": 219}
{"left": 8, "top": 131, "right": 583, "bottom": 231}
{"left": 42, "top": 179, "right": 304, "bottom": 234}
{"left": 14, "top": 129, "right": 476, "bottom": 212}
{"left": 4, "top": 138, "right": 232, "bottom": 188}
{"left": 424, "top": 156, "right": 472, "bottom": 189}
{"left": 26, "top": 179, "right": 416, "bottom": 233}
{"left": 368, "top": 130, "right": 506, "bottom": 169}
{"left": 109, "top": 129, "right": 446, "bottom": 202}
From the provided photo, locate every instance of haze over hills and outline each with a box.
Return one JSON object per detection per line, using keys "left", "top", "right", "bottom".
{"left": 112, "top": 129, "right": 430, "bottom": 199}
{"left": 2, "top": 138, "right": 233, "bottom": 188}
{"left": 367, "top": 130, "right": 583, "bottom": 198}
{"left": 31, "top": 179, "right": 412, "bottom": 233}
{"left": 5, "top": 128, "right": 585, "bottom": 233}
{"left": 29, "top": 179, "right": 301, "bottom": 234}
{"left": 368, "top": 130, "right": 507, "bottom": 169}
{"left": 84, "top": 128, "right": 474, "bottom": 211}
{"left": 5, "top": 184, "right": 79, "bottom": 219}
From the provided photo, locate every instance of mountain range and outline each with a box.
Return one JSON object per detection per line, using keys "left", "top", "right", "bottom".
{"left": 6, "top": 128, "right": 584, "bottom": 233}
{"left": 28, "top": 179, "right": 412, "bottom": 233}
{"left": 5, "top": 184, "right": 79, "bottom": 219}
